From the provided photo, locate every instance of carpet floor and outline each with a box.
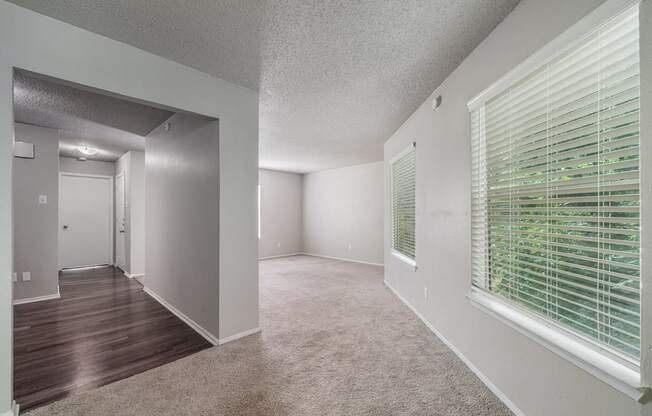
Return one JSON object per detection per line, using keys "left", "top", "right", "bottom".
{"left": 26, "top": 255, "right": 513, "bottom": 415}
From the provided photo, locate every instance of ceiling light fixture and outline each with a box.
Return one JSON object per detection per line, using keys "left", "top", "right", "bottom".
{"left": 77, "top": 145, "right": 98, "bottom": 156}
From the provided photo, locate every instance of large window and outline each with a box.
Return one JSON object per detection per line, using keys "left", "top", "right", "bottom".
{"left": 470, "top": 5, "right": 640, "bottom": 362}
{"left": 391, "top": 144, "right": 416, "bottom": 264}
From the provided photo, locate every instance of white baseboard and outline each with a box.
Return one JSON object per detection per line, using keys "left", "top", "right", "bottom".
{"left": 218, "top": 327, "right": 261, "bottom": 345}
{"left": 258, "top": 253, "right": 303, "bottom": 260}
{"left": 383, "top": 280, "right": 526, "bottom": 416}
{"left": 0, "top": 400, "right": 18, "bottom": 416}
{"left": 13, "top": 289, "right": 60, "bottom": 305}
{"left": 124, "top": 272, "right": 144, "bottom": 279}
{"left": 300, "top": 252, "right": 384, "bottom": 267}
{"left": 143, "top": 287, "right": 219, "bottom": 346}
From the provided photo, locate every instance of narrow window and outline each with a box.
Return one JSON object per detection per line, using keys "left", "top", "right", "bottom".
{"left": 391, "top": 143, "right": 416, "bottom": 265}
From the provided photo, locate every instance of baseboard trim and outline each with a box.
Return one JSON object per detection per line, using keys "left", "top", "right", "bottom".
{"left": 300, "top": 252, "right": 384, "bottom": 267}
{"left": 0, "top": 401, "right": 19, "bottom": 416}
{"left": 218, "top": 327, "right": 262, "bottom": 345}
{"left": 13, "top": 289, "right": 60, "bottom": 305}
{"left": 258, "top": 253, "right": 303, "bottom": 260}
{"left": 0, "top": 400, "right": 19, "bottom": 416}
{"left": 383, "top": 280, "right": 526, "bottom": 416}
{"left": 143, "top": 287, "right": 219, "bottom": 346}
{"left": 124, "top": 272, "right": 145, "bottom": 279}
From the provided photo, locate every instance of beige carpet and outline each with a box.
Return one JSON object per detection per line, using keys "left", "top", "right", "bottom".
{"left": 26, "top": 255, "right": 513, "bottom": 415}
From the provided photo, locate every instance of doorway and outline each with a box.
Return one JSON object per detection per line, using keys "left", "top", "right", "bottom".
{"left": 59, "top": 172, "right": 113, "bottom": 269}
{"left": 11, "top": 69, "right": 216, "bottom": 411}
{"left": 115, "top": 171, "right": 126, "bottom": 271}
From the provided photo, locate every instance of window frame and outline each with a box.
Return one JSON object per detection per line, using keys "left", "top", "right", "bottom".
{"left": 390, "top": 142, "right": 417, "bottom": 269}
{"left": 466, "top": 0, "right": 650, "bottom": 401}
{"left": 257, "top": 184, "right": 261, "bottom": 240}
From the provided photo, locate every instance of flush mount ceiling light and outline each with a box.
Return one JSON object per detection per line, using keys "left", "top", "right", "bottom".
{"left": 77, "top": 145, "right": 98, "bottom": 156}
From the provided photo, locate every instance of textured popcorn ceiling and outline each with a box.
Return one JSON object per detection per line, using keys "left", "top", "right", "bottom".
{"left": 10, "top": 0, "right": 520, "bottom": 172}
{"left": 14, "top": 71, "right": 173, "bottom": 162}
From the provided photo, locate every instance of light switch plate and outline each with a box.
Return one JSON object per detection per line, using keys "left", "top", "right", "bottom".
{"left": 22, "top": 272, "right": 31, "bottom": 282}
{"left": 12, "top": 273, "right": 17, "bottom": 283}
{"left": 38, "top": 195, "right": 47, "bottom": 205}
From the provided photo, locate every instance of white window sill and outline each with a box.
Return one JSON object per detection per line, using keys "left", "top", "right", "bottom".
{"left": 390, "top": 250, "right": 417, "bottom": 270}
{"left": 467, "top": 288, "right": 650, "bottom": 403}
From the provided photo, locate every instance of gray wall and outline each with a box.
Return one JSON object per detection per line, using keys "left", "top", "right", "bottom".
{"left": 59, "top": 156, "right": 115, "bottom": 176}
{"left": 0, "top": 2, "right": 258, "bottom": 410}
{"left": 303, "top": 161, "right": 383, "bottom": 265}
{"left": 383, "top": 0, "right": 645, "bottom": 415}
{"left": 13, "top": 123, "right": 59, "bottom": 301}
{"left": 145, "top": 113, "right": 220, "bottom": 338}
{"left": 258, "top": 169, "right": 303, "bottom": 258}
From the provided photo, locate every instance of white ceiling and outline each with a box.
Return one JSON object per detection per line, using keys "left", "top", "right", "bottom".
{"left": 10, "top": 0, "right": 520, "bottom": 172}
{"left": 14, "top": 71, "right": 173, "bottom": 162}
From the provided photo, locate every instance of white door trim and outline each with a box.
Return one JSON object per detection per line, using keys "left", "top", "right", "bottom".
{"left": 59, "top": 171, "right": 114, "bottom": 270}
{"left": 115, "top": 170, "right": 126, "bottom": 271}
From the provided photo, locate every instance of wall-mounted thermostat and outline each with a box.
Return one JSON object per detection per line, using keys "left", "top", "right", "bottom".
{"left": 14, "top": 141, "right": 35, "bottom": 159}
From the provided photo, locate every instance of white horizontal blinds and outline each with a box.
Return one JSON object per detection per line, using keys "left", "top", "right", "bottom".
{"left": 471, "top": 6, "right": 640, "bottom": 359}
{"left": 471, "top": 107, "right": 488, "bottom": 288}
{"left": 392, "top": 146, "right": 416, "bottom": 260}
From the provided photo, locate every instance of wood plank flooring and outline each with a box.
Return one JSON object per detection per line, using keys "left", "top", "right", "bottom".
{"left": 13, "top": 266, "right": 212, "bottom": 411}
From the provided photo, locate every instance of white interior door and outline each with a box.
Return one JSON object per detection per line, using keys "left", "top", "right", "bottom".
{"left": 116, "top": 172, "right": 126, "bottom": 270}
{"left": 59, "top": 173, "right": 113, "bottom": 269}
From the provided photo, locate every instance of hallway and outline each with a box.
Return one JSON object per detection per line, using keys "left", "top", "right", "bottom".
{"left": 13, "top": 267, "right": 211, "bottom": 411}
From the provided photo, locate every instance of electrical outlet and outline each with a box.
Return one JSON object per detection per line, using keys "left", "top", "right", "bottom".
{"left": 347, "top": 243, "right": 352, "bottom": 251}
{"left": 276, "top": 242, "right": 281, "bottom": 248}
{"left": 12, "top": 273, "right": 17, "bottom": 283}
{"left": 22, "top": 272, "right": 31, "bottom": 282}
{"left": 424, "top": 286, "right": 428, "bottom": 300}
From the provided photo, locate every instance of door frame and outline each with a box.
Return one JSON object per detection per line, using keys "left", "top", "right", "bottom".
{"left": 58, "top": 172, "right": 114, "bottom": 270}
{"left": 115, "top": 170, "right": 126, "bottom": 271}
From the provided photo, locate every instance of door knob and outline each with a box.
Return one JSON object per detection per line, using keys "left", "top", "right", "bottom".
{"left": 63, "top": 225, "right": 68, "bottom": 230}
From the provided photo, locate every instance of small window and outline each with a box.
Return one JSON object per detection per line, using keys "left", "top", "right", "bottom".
{"left": 391, "top": 144, "right": 416, "bottom": 265}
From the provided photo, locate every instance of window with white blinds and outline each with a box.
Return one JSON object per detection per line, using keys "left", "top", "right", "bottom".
{"left": 391, "top": 145, "right": 416, "bottom": 261}
{"left": 470, "top": 5, "right": 640, "bottom": 360}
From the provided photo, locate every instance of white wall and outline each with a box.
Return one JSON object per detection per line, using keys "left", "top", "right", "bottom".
{"left": 383, "top": 0, "right": 647, "bottom": 415}
{"left": 303, "top": 162, "right": 383, "bottom": 265}
{"left": 13, "top": 124, "right": 59, "bottom": 302}
{"left": 59, "top": 156, "right": 115, "bottom": 176}
{"left": 258, "top": 169, "right": 303, "bottom": 258}
{"left": 0, "top": 1, "right": 258, "bottom": 412}
{"left": 642, "top": 0, "right": 652, "bottom": 401}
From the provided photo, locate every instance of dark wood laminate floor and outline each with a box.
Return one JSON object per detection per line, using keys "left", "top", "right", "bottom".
{"left": 13, "top": 266, "right": 212, "bottom": 411}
